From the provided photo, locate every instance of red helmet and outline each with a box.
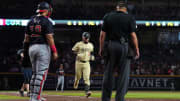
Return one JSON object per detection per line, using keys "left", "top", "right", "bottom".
{"left": 36, "top": 2, "right": 53, "bottom": 17}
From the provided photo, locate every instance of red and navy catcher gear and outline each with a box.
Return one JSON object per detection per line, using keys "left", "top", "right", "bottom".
{"left": 36, "top": 2, "right": 53, "bottom": 17}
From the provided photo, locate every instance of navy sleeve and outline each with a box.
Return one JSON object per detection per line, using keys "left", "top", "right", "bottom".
{"left": 44, "top": 19, "right": 54, "bottom": 34}
{"left": 101, "top": 14, "right": 108, "bottom": 32}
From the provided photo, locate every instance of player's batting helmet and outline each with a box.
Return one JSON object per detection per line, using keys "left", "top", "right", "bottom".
{"left": 82, "top": 32, "right": 90, "bottom": 39}
{"left": 36, "top": 2, "right": 53, "bottom": 17}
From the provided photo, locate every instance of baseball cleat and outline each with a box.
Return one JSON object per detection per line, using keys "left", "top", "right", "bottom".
{"left": 41, "top": 97, "right": 47, "bottom": 101}
{"left": 73, "top": 82, "right": 78, "bottom": 89}
{"left": 19, "top": 90, "right": 24, "bottom": 97}
{"left": 86, "top": 91, "right": 92, "bottom": 98}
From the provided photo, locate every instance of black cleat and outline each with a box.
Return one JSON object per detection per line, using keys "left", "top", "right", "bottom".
{"left": 86, "top": 91, "right": 92, "bottom": 98}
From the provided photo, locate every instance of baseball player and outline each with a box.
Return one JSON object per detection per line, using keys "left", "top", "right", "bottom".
{"left": 23, "top": 2, "right": 58, "bottom": 101}
{"left": 56, "top": 64, "right": 65, "bottom": 92}
{"left": 72, "top": 32, "right": 94, "bottom": 98}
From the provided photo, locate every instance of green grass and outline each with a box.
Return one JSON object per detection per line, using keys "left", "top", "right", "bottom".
{"left": 1, "top": 91, "right": 180, "bottom": 100}
{"left": 44, "top": 91, "right": 180, "bottom": 99}
{"left": 0, "top": 95, "right": 28, "bottom": 100}
{"left": 126, "top": 91, "right": 180, "bottom": 99}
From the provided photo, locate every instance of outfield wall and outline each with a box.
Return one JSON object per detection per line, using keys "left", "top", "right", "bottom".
{"left": 63, "top": 75, "right": 180, "bottom": 90}
{"left": 0, "top": 73, "right": 180, "bottom": 90}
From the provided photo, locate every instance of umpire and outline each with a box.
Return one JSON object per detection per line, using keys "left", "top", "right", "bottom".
{"left": 17, "top": 49, "right": 32, "bottom": 97}
{"left": 99, "top": 2, "right": 140, "bottom": 101}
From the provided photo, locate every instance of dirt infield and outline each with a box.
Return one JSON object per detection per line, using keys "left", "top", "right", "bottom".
{"left": 0, "top": 92, "right": 180, "bottom": 101}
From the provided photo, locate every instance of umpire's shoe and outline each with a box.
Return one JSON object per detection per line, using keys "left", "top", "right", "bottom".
{"left": 27, "top": 92, "right": 30, "bottom": 97}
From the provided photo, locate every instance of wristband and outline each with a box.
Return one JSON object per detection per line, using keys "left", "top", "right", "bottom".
{"left": 50, "top": 45, "right": 57, "bottom": 53}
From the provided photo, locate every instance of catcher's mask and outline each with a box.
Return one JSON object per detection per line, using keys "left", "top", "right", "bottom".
{"left": 36, "top": 2, "right": 53, "bottom": 17}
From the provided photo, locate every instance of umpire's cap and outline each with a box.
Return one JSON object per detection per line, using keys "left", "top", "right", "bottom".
{"left": 17, "top": 49, "right": 24, "bottom": 59}
{"left": 82, "top": 32, "right": 90, "bottom": 39}
{"left": 116, "top": 1, "right": 128, "bottom": 9}
{"left": 36, "top": 2, "right": 52, "bottom": 13}
{"left": 17, "top": 49, "right": 24, "bottom": 55}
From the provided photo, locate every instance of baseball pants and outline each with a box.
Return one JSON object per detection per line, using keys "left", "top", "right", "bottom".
{"left": 102, "top": 42, "right": 130, "bottom": 101}
{"left": 23, "top": 68, "right": 32, "bottom": 84}
{"left": 74, "top": 61, "right": 91, "bottom": 87}
{"left": 56, "top": 76, "right": 64, "bottom": 91}
{"left": 29, "top": 44, "right": 51, "bottom": 101}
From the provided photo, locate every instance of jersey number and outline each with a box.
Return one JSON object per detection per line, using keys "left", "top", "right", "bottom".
{"left": 30, "top": 25, "right": 41, "bottom": 33}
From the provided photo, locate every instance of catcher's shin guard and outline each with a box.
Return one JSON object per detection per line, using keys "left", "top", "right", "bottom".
{"left": 30, "top": 70, "right": 48, "bottom": 101}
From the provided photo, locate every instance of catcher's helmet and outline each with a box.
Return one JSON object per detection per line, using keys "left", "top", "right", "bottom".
{"left": 82, "top": 32, "right": 90, "bottom": 39}
{"left": 36, "top": 2, "right": 53, "bottom": 17}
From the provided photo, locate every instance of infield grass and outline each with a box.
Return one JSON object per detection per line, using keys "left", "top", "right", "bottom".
{"left": 0, "top": 91, "right": 180, "bottom": 100}
{"left": 0, "top": 95, "right": 28, "bottom": 100}
{"left": 43, "top": 91, "right": 180, "bottom": 99}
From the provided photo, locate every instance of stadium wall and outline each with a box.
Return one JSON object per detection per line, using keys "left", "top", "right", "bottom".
{"left": 0, "top": 73, "right": 180, "bottom": 91}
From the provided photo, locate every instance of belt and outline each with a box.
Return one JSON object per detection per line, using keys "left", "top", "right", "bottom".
{"left": 109, "top": 37, "right": 128, "bottom": 44}
{"left": 109, "top": 40, "right": 127, "bottom": 44}
{"left": 80, "top": 60, "right": 88, "bottom": 63}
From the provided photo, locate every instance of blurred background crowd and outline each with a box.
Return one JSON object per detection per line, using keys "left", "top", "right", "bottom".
{"left": 0, "top": 0, "right": 180, "bottom": 75}
{"left": 1, "top": 27, "right": 180, "bottom": 75}
{"left": 1, "top": 0, "right": 180, "bottom": 20}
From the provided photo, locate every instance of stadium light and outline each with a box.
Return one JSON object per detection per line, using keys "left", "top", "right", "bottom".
{"left": 0, "top": 18, "right": 180, "bottom": 27}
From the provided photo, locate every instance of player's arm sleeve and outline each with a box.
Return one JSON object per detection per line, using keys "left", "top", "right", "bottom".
{"left": 90, "top": 44, "right": 95, "bottom": 61}
{"left": 45, "top": 20, "right": 54, "bottom": 35}
{"left": 101, "top": 14, "right": 108, "bottom": 32}
{"left": 45, "top": 20, "right": 58, "bottom": 53}
{"left": 72, "top": 43, "right": 79, "bottom": 53}
{"left": 90, "top": 43, "right": 94, "bottom": 54}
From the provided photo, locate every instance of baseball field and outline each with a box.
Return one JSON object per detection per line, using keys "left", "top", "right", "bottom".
{"left": 0, "top": 91, "right": 180, "bottom": 101}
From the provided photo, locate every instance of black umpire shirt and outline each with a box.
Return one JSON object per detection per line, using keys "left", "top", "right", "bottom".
{"left": 26, "top": 16, "right": 54, "bottom": 45}
{"left": 102, "top": 11, "right": 136, "bottom": 41}
{"left": 17, "top": 49, "right": 31, "bottom": 68}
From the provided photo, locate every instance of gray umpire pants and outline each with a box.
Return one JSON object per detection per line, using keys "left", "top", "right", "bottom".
{"left": 29, "top": 44, "right": 51, "bottom": 101}
{"left": 102, "top": 41, "right": 130, "bottom": 101}
{"left": 56, "top": 76, "right": 64, "bottom": 91}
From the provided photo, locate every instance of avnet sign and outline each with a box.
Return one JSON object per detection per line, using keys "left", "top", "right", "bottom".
{"left": 129, "top": 77, "right": 174, "bottom": 89}
{"left": 65, "top": 76, "right": 176, "bottom": 90}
